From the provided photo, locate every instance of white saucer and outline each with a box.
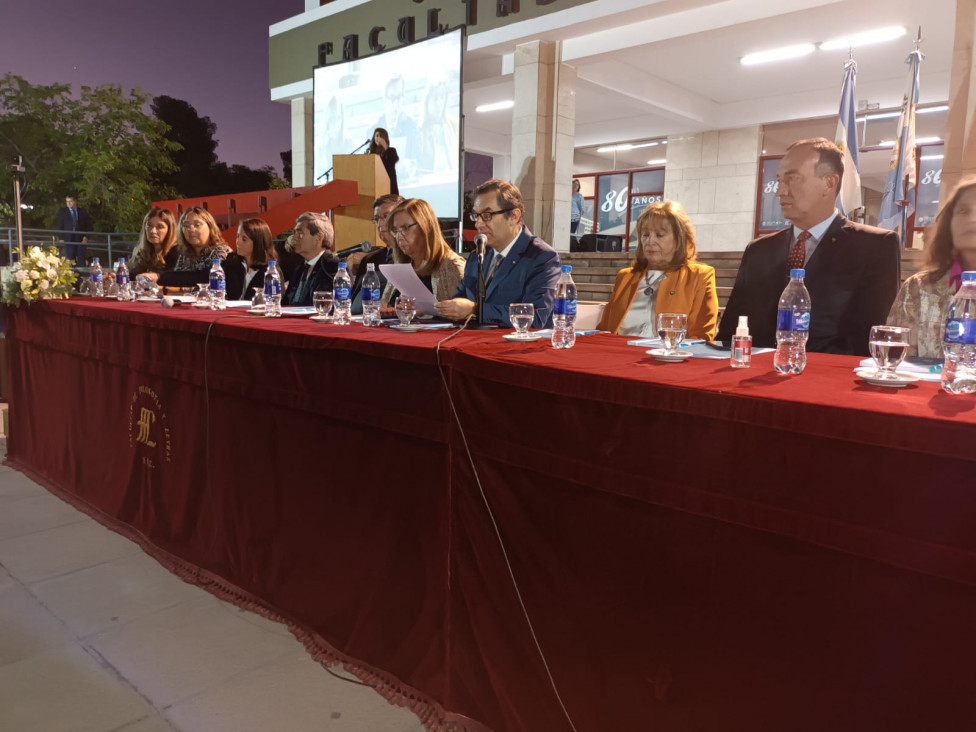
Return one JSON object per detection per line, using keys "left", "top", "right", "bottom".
{"left": 192, "top": 302, "right": 211, "bottom": 309}
{"left": 854, "top": 368, "right": 920, "bottom": 387}
{"left": 246, "top": 308, "right": 266, "bottom": 315}
{"left": 390, "top": 324, "right": 422, "bottom": 332}
{"left": 135, "top": 296, "right": 158, "bottom": 303}
{"left": 310, "top": 314, "right": 334, "bottom": 323}
{"left": 503, "top": 333, "right": 542, "bottom": 342}
{"left": 647, "top": 348, "right": 692, "bottom": 362}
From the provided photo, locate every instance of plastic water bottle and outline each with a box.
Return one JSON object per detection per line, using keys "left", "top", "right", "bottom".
{"left": 90, "top": 257, "right": 104, "bottom": 297}
{"left": 941, "top": 270, "right": 976, "bottom": 394}
{"left": 773, "top": 268, "right": 811, "bottom": 375}
{"left": 333, "top": 261, "right": 352, "bottom": 325}
{"left": 361, "top": 263, "right": 382, "bottom": 326}
{"left": 264, "top": 259, "right": 283, "bottom": 317}
{"left": 208, "top": 259, "right": 226, "bottom": 310}
{"left": 551, "top": 264, "right": 577, "bottom": 349}
{"left": 115, "top": 257, "right": 131, "bottom": 301}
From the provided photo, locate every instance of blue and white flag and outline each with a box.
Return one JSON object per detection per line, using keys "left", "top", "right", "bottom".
{"left": 878, "top": 48, "right": 923, "bottom": 233}
{"left": 834, "top": 59, "right": 862, "bottom": 216}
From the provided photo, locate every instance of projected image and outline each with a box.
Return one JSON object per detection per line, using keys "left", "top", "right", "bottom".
{"left": 314, "top": 29, "right": 463, "bottom": 218}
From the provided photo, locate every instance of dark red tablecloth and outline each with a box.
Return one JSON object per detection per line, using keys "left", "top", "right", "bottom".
{"left": 7, "top": 299, "right": 976, "bottom": 731}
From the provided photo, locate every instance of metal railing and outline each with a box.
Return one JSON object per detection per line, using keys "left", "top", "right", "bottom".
{"left": 0, "top": 227, "right": 140, "bottom": 268}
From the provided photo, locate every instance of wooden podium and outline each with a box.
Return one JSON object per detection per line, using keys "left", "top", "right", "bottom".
{"left": 332, "top": 154, "right": 390, "bottom": 249}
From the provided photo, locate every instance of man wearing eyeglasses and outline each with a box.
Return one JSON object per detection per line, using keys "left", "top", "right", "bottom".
{"left": 283, "top": 212, "right": 340, "bottom": 307}
{"left": 436, "top": 179, "right": 561, "bottom": 328}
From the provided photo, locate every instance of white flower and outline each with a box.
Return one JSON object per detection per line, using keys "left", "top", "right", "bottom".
{"left": 29, "top": 247, "right": 43, "bottom": 261}
{"left": 14, "top": 269, "right": 27, "bottom": 283}
{"left": 46, "top": 268, "right": 57, "bottom": 279}
{"left": 38, "top": 279, "right": 50, "bottom": 291}
{"left": 20, "top": 279, "right": 31, "bottom": 291}
{"left": 30, "top": 270, "right": 41, "bottom": 280}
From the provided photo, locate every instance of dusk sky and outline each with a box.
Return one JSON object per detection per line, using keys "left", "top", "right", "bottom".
{"left": 0, "top": 0, "right": 304, "bottom": 174}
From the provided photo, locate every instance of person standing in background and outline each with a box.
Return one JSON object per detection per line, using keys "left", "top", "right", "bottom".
{"left": 55, "top": 195, "right": 92, "bottom": 265}
{"left": 571, "top": 179, "right": 584, "bottom": 236}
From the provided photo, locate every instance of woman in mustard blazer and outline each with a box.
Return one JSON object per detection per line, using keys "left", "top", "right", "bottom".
{"left": 597, "top": 200, "right": 718, "bottom": 340}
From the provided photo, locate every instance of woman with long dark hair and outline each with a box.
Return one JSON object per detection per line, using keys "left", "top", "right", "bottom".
{"left": 369, "top": 127, "right": 399, "bottom": 195}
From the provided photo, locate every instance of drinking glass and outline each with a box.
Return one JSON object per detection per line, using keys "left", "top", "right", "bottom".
{"left": 195, "top": 283, "right": 209, "bottom": 305}
{"left": 313, "top": 290, "right": 334, "bottom": 322}
{"left": 509, "top": 303, "right": 534, "bottom": 338}
{"left": 78, "top": 277, "right": 92, "bottom": 296}
{"left": 657, "top": 312, "right": 688, "bottom": 355}
{"left": 251, "top": 289, "right": 265, "bottom": 308}
{"left": 395, "top": 296, "right": 417, "bottom": 327}
{"left": 869, "top": 325, "right": 910, "bottom": 379}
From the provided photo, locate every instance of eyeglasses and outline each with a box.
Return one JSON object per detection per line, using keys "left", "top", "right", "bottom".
{"left": 181, "top": 221, "right": 205, "bottom": 230}
{"left": 146, "top": 224, "right": 167, "bottom": 232}
{"left": 369, "top": 216, "right": 387, "bottom": 227}
{"left": 390, "top": 222, "right": 418, "bottom": 238}
{"left": 468, "top": 208, "right": 514, "bottom": 223}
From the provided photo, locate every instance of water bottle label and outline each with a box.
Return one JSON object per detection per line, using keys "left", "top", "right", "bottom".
{"left": 209, "top": 277, "right": 225, "bottom": 291}
{"left": 565, "top": 298, "right": 577, "bottom": 316}
{"left": 264, "top": 279, "right": 281, "bottom": 296}
{"left": 335, "top": 286, "right": 351, "bottom": 300}
{"left": 777, "top": 309, "right": 809, "bottom": 331}
{"left": 945, "top": 318, "right": 976, "bottom": 345}
{"left": 363, "top": 287, "right": 380, "bottom": 302}
{"left": 117, "top": 274, "right": 128, "bottom": 286}
{"left": 553, "top": 297, "right": 567, "bottom": 315}
{"left": 91, "top": 272, "right": 103, "bottom": 283}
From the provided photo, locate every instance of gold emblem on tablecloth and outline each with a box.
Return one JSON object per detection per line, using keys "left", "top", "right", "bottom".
{"left": 128, "top": 385, "right": 172, "bottom": 470}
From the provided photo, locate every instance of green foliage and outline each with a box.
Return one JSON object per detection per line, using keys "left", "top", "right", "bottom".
{"left": 0, "top": 73, "right": 178, "bottom": 232}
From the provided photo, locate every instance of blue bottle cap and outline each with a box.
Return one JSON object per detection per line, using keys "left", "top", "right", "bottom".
{"left": 268, "top": 259, "right": 276, "bottom": 266}
{"left": 561, "top": 265, "right": 572, "bottom": 272}
{"left": 962, "top": 271, "right": 976, "bottom": 282}
{"left": 338, "top": 261, "right": 347, "bottom": 269}
{"left": 790, "top": 268, "right": 805, "bottom": 278}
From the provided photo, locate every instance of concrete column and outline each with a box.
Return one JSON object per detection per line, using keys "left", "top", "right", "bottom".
{"left": 511, "top": 40, "right": 577, "bottom": 250}
{"left": 291, "top": 97, "right": 314, "bottom": 188}
{"left": 941, "top": 0, "right": 976, "bottom": 197}
{"left": 663, "top": 126, "right": 763, "bottom": 251}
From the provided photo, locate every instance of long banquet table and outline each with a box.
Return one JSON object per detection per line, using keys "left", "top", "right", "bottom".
{"left": 7, "top": 298, "right": 976, "bottom": 731}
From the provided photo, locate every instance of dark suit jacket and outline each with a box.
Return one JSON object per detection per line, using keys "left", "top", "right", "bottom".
{"left": 716, "top": 216, "right": 900, "bottom": 355}
{"left": 55, "top": 206, "right": 92, "bottom": 242}
{"left": 454, "top": 227, "right": 562, "bottom": 328}
{"left": 223, "top": 253, "right": 267, "bottom": 302}
{"left": 283, "top": 251, "right": 339, "bottom": 306}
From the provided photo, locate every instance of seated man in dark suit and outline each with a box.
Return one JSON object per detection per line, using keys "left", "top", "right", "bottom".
{"left": 350, "top": 193, "right": 403, "bottom": 314}
{"left": 436, "top": 179, "right": 561, "bottom": 328}
{"left": 282, "top": 212, "right": 339, "bottom": 307}
{"left": 716, "top": 137, "right": 900, "bottom": 355}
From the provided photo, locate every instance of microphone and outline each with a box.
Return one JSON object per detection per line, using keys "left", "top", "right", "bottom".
{"left": 161, "top": 296, "right": 182, "bottom": 308}
{"left": 474, "top": 233, "right": 487, "bottom": 263}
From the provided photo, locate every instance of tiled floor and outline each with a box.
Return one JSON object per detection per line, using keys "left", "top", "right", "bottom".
{"left": 0, "top": 438, "right": 426, "bottom": 732}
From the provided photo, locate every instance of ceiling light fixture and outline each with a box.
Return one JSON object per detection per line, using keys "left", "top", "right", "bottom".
{"left": 646, "top": 159, "right": 667, "bottom": 166}
{"left": 740, "top": 43, "right": 815, "bottom": 66}
{"left": 475, "top": 100, "right": 514, "bottom": 113}
{"left": 820, "top": 26, "right": 907, "bottom": 51}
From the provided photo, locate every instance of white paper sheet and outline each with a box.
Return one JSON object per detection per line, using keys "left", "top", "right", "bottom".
{"left": 379, "top": 264, "right": 438, "bottom": 315}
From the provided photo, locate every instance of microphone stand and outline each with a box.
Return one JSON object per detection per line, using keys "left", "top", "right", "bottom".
{"left": 468, "top": 241, "right": 498, "bottom": 329}
{"left": 351, "top": 139, "right": 371, "bottom": 155}
{"left": 316, "top": 167, "right": 332, "bottom": 182}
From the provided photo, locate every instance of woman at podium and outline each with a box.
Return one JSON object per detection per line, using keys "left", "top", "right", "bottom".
{"left": 369, "top": 127, "right": 399, "bottom": 195}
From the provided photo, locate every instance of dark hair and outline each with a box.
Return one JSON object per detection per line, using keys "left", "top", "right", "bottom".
{"left": 373, "top": 193, "right": 405, "bottom": 209}
{"left": 786, "top": 137, "right": 844, "bottom": 195}
{"left": 632, "top": 200, "right": 697, "bottom": 273}
{"left": 238, "top": 218, "right": 275, "bottom": 266}
{"left": 473, "top": 179, "right": 524, "bottom": 221}
{"left": 175, "top": 206, "right": 227, "bottom": 261}
{"left": 369, "top": 128, "right": 391, "bottom": 156}
{"left": 132, "top": 207, "right": 178, "bottom": 272}
{"left": 922, "top": 175, "right": 976, "bottom": 283}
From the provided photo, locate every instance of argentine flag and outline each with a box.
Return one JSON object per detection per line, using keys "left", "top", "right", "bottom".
{"left": 878, "top": 49, "right": 923, "bottom": 234}
{"left": 834, "top": 59, "right": 862, "bottom": 216}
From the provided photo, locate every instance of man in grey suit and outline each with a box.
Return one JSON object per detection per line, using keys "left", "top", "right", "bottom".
{"left": 436, "top": 179, "right": 561, "bottom": 328}
{"left": 717, "top": 138, "right": 900, "bottom": 356}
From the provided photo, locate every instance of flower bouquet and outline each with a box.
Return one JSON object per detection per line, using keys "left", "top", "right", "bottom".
{"left": 1, "top": 246, "right": 78, "bottom": 307}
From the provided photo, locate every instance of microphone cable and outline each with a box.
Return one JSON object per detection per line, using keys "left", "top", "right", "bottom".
{"left": 434, "top": 316, "right": 580, "bottom": 732}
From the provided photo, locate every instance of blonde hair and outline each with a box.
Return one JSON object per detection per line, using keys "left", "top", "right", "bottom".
{"left": 387, "top": 198, "right": 455, "bottom": 277}
{"left": 632, "top": 200, "right": 697, "bottom": 273}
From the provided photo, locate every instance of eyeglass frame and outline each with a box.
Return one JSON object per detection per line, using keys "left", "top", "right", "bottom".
{"left": 390, "top": 222, "right": 419, "bottom": 238}
{"left": 468, "top": 207, "right": 515, "bottom": 223}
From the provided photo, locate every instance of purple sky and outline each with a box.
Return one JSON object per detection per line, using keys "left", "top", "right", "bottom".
{"left": 0, "top": 0, "right": 303, "bottom": 174}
